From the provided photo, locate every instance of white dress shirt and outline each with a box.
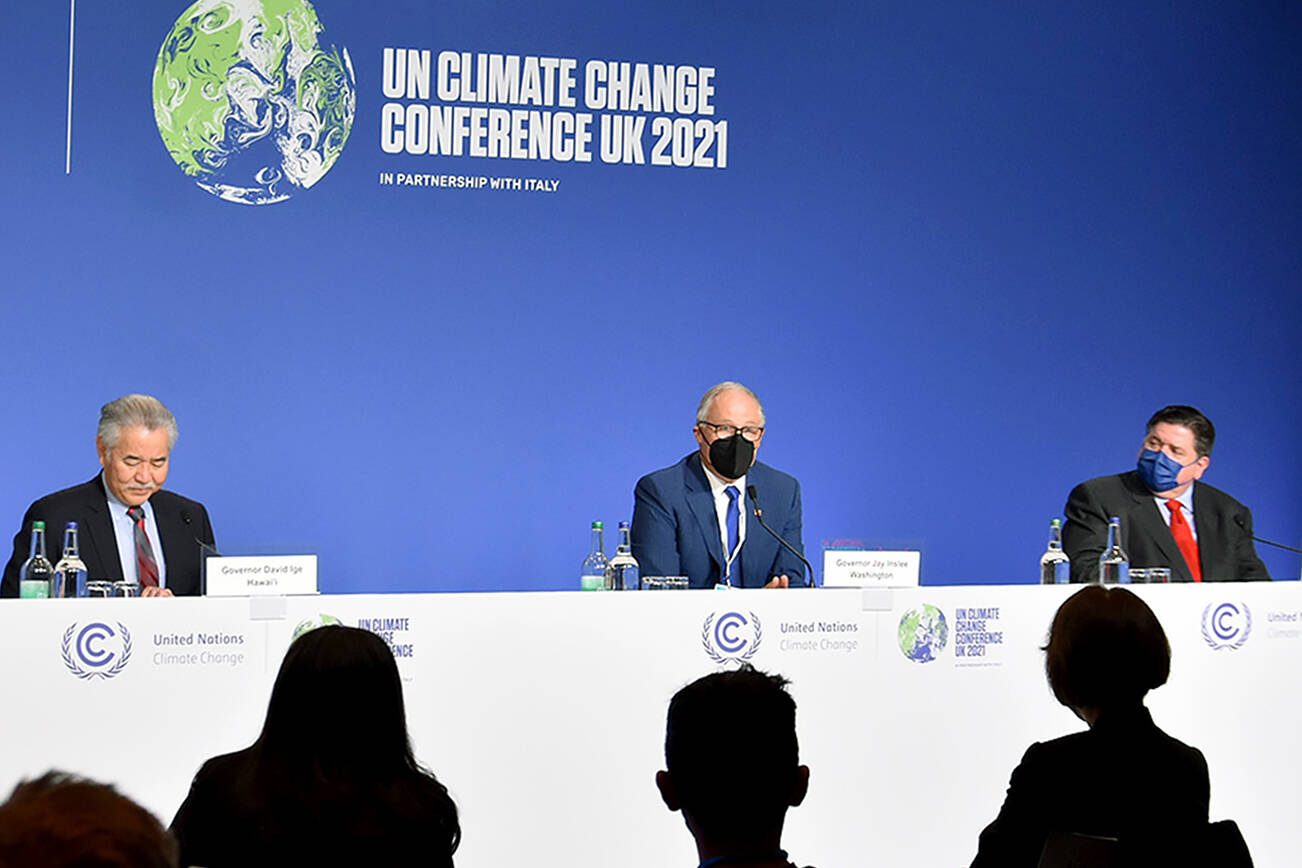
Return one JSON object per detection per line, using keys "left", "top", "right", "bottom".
{"left": 702, "top": 463, "right": 747, "bottom": 582}
{"left": 1152, "top": 483, "right": 1198, "bottom": 542}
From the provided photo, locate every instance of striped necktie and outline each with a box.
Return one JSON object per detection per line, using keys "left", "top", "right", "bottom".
{"left": 125, "top": 505, "right": 160, "bottom": 588}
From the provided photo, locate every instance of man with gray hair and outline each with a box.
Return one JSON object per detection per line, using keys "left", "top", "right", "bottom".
{"left": 1, "top": 394, "right": 215, "bottom": 598}
{"left": 631, "top": 381, "right": 807, "bottom": 588}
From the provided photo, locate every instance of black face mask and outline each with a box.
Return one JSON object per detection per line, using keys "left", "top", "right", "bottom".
{"left": 708, "top": 434, "right": 754, "bottom": 480}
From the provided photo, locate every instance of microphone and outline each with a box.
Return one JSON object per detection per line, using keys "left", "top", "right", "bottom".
{"left": 180, "top": 508, "right": 214, "bottom": 549}
{"left": 746, "top": 485, "right": 815, "bottom": 587}
{"left": 177, "top": 507, "right": 217, "bottom": 595}
{"left": 180, "top": 508, "right": 219, "bottom": 560}
{"left": 1234, "top": 515, "right": 1302, "bottom": 555}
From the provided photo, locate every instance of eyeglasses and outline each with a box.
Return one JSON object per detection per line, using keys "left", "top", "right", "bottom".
{"left": 698, "top": 421, "right": 765, "bottom": 442}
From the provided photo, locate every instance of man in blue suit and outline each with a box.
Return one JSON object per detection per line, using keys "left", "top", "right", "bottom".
{"left": 631, "top": 382, "right": 807, "bottom": 588}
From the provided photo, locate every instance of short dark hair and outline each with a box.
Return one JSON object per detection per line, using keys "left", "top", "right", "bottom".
{"left": 1045, "top": 586, "right": 1170, "bottom": 711}
{"left": 664, "top": 665, "right": 798, "bottom": 840}
{"left": 1146, "top": 405, "right": 1215, "bottom": 457}
{"left": 0, "top": 771, "right": 177, "bottom": 868}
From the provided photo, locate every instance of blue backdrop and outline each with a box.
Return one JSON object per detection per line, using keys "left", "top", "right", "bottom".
{"left": 3, "top": 1, "right": 1299, "bottom": 590}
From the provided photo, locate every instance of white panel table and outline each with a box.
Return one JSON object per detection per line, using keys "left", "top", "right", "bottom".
{"left": 1, "top": 584, "right": 1297, "bottom": 867}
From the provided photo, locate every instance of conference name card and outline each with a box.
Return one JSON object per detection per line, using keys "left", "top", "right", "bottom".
{"left": 205, "top": 555, "right": 318, "bottom": 597}
{"left": 822, "top": 550, "right": 920, "bottom": 588}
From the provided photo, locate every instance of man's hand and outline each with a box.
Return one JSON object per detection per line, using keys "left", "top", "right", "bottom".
{"left": 141, "top": 586, "right": 174, "bottom": 598}
{"left": 764, "top": 575, "right": 790, "bottom": 589}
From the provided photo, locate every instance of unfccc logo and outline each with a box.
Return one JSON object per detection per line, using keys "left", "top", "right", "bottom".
{"left": 61, "top": 622, "right": 133, "bottom": 679}
{"left": 702, "top": 611, "right": 762, "bottom": 666}
{"left": 1202, "top": 602, "right": 1251, "bottom": 651}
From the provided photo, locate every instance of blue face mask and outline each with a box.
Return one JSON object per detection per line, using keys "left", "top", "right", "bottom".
{"left": 1136, "top": 449, "right": 1187, "bottom": 492}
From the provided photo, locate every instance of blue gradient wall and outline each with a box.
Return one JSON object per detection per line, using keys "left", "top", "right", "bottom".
{"left": 2, "top": 2, "right": 1298, "bottom": 590}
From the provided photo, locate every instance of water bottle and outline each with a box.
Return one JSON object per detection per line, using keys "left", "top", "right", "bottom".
{"left": 1098, "top": 516, "right": 1130, "bottom": 584}
{"left": 580, "top": 521, "right": 609, "bottom": 591}
{"left": 606, "top": 520, "right": 640, "bottom": 590}
{"left": 1040, "top": 518, "right": 1070, "bottom": 584}
{"left": 54, "top": 522, "right": 89, "bottom": 598}
{"left": 18, "top": 521, "right": 56, "bottom": 599}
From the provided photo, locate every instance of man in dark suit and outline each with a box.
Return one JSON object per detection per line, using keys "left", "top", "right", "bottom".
{"left": 1062, "top": 405, "right": 1268, "bottom": 582}
{"left": 631, "top": 382, "right": 806, "bottom": 589}
{"left": 1, "top": 394, "right": 215, "bottom": 598}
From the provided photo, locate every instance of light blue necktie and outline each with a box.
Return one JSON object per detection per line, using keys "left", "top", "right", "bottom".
{"left": 725, "top": 486, "right": 742, "bottom": 585}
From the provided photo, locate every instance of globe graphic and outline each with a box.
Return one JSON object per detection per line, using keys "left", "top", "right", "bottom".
{"left": 292, "top": 613, "right": 342, "bottom": 641}
{"left": 152, "top": 0, "right": 356, "bottom": 204}
{"left": 898, "top": 604, "right": 948, "bottom": 663}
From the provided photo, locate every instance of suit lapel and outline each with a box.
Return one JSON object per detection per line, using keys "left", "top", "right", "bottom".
{"left": 739, "top": 464, "right": 775, "bottom": 587}
{"left": 684, "top": 455, "right": 726, "bottom": 573}
{"left": 152, "top": 495, "right": 173, "bottom": 571}
{"left": 1122, "top": 473, "right": 1190, "bottom": 581}
{"left": 1190, "top": 483, "right": 1220, "bottom": 579}
{"left": 80, "top": 476, "right": 124, "bottom": 581}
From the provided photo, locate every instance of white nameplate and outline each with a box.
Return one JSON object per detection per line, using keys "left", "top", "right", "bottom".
{"left": 822, "top": 550, "right": 920, "bottom": 588}
{"left": 205, "top": 555, "right": 318, "bottom": 597}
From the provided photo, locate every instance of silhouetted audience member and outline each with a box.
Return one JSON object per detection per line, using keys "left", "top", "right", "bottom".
{"left": 656, "top": 665, "right": 813, "bottom": 868}
{"left": 170, "top": 625, "right": 459, "bottom": 868}
{"left": 970, "top": 586, "right": 1210, "bottom": 868}
{"left": 0, "top": 770, "right": 177, "bottom": 868}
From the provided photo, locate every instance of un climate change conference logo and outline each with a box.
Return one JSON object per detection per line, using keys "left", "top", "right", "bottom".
{"left": 152, "top": 0, "right": 357, "bottom": 204}
{"left": 61, "top": 622, "right": 133, "bottom": 680}
{"left": 291, "top": 613, "right": 341, "bottom": 641}
{"left": 1202, "top": 602, "right": 1252, "bottom": 651}
{"left": 898, "top": 604, "right": 948, "bottom": 663}
{"left": 702, "top": 611, "right": 762, "bottom": 666}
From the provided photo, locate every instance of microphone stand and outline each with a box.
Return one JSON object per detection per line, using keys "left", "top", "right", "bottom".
{"left": 746, "top": 485, "right": 816, "bottom": 587}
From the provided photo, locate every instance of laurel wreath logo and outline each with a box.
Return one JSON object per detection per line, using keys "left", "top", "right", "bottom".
{"left": 1201, "top": 603, "right": 1251, "bottom": 651}
{"left": 61, "top": 622, "right": 133, "bottom": 680}
{"left": 701, "top": 611, "right": 762, "bottom": 666}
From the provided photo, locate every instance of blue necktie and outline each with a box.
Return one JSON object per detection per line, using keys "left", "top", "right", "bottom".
{"left": 725, "top": 486, "right": 742, "bottom": 585}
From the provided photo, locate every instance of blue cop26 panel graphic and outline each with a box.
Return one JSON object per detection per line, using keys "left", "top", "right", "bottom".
{"left": 702, "top": 611, "right": 762, "bottom": 666}
{"left": 62, "top": 622, "right": 133, "bottom": 680}
{"left": 1202, "top": 602, "right": 1252, "bottom": 651}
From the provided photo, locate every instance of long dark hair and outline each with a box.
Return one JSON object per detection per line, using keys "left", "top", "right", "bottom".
{"left": 252, "top": 625, "right": 459, "bottom": 855}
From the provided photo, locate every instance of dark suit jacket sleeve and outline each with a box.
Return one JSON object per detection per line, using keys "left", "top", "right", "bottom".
{"left": 163, "top": 496, "right": 216, "bottom": 597}
{"left": 191, "top": 498, "right": 216, "bottom": 566}
{"left": 181, "top": 499, "right": 216, "bottom": 595}
{"left": 191, "top": 501, "right": 215, "bottom": 549}
{"left": 1229, "top": 505, "right": 1270, "bottom": 581}
{"left": 772, "top": 477, "right": 806, "bottom": 585}
{"left": 631, "top": 473, "right": 680, "bottom": 579}
{"left": 970, "top": 743, "right": 1051, "bottom": 868}
{"left": 1062, "top": 481, "right": 1108, "bottom": 583}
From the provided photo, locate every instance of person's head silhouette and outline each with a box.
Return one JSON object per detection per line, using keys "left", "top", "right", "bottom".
{"left": 0, "top": 771, "right": 177, "bottom": 868}
{"left": 1044, "top": 585, "right": 1170, "bottom": 723}
{"left": 656, "top": 665, "right": 810, "bottom": 867}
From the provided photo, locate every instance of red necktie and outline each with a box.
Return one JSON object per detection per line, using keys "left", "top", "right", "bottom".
{"left": 1165, "top": 500, "right": 1201, "bottom": 582}
{"left": 125, "top": 505, "right": 160, "bottom": 588}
